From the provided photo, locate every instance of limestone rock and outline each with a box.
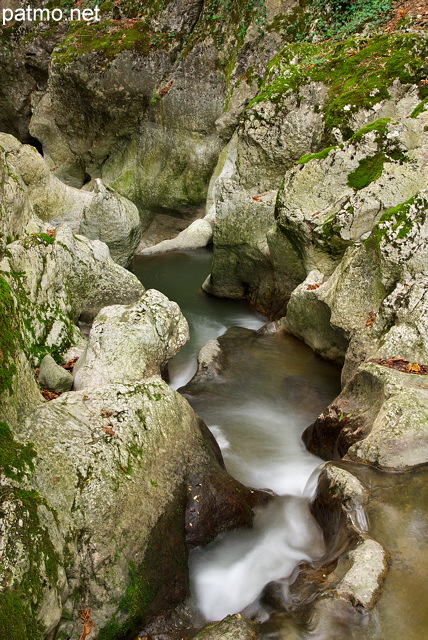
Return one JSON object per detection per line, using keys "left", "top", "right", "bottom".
{"left": 0, "top": 224, "right": 144, "bottom": 429}
{"left": 206, "top": 48, "right": 428, "bottom": 316}
{"left": 79, "top": 179, "right": 141, "bottom": 267}
{"left": 38, "top": 354, "right": 73, "bottom": 393}
{"left": 333, "top": 538, "right": 389, "bottom": 609}
{"left": 73, "top": 290, "right": 189, "bottom": 390}
{"left": 191, "top": 614, "right": 258, "bottom": 640}
{"left": 0, "top": 133, "right": 141, "bottom": 266}
{"left": 140, "top": 219, "right": 213, "bottom": 255}
{"left": 304, "top": 362, "right": 428, "bottom": 469}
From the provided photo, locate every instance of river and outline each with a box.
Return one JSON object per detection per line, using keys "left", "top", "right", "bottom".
{"left": 133, "top": 249, "right": 341, "bottom": 622}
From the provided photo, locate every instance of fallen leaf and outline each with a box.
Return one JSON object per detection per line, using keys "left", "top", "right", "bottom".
{"left": 79, "top": 609, "right": 93, "bottom": 640}
{"left": 369, "top": 357, "right": 428, "bottom": 375}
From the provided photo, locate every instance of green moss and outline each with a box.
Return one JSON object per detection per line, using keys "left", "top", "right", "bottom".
{"left": 248, "top": 33, "right": 428, "bottom": 140}
{"left": 0, "top": 276, "right": 19, "bottom": 394}
{"left": 0, "top": 421, "right": 36, "bottom": 480}
{"left": 370, "top": 195, "right": 417, "bottom": 244}
{"left": 350, "top": 117, "right": 391, "bottom": 144}
{"left": 347, "top": 152, "right": 385, "bottom": 190}
{"left": 297, "top": 146, "right": 337, "bottom": 164}
{"left": 0, "top": 485, "right": 59, "bottom": 640}
{"left": 52, "top": 19, "right": 176, "bottom": 65}
{"left": 410, "top": 96, "right": 428, "bottom": 119}
{"left": 0, "top": 588, "right": 44, "bottom": 640}
{"left": 5, "top": 264, "right": 74, "bottom": 368}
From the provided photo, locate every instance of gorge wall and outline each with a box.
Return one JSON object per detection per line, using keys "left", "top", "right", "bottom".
{"left": 1, "top": 0, "right": 428, "bottom": 638}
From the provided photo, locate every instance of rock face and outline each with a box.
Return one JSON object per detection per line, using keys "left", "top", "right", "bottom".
{"left": 206, "top": 104, "right": 428, "bottom": 470}
{"left": 1, "top": 224, "right": 144, "bottom": 429}
{"left": 0, "top": 133, "right": 141, "bottom": 266}
{"left": 0, "top": 224, "right": 261, "bottom": 640}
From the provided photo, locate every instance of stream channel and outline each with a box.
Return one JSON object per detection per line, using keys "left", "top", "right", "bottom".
{"left": 133, "top": 249, "right": 428, "bottom": 639}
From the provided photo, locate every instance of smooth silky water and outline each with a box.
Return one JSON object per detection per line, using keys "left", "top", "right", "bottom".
{"left": 133, "top": 249, "right": 341, "bottom": 623}
{"left": 134, "top": 250, "right": 428, "bottom": 638}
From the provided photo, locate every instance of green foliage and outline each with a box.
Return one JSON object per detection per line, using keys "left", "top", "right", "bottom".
{"left": 347, "top": 152, "right": 385, "bottom": 189}
{"left": 186, "top": 0, "right": 267, "bottom": 49}
{"left": 308, "top": 0, "right": 393, "bottom": 40}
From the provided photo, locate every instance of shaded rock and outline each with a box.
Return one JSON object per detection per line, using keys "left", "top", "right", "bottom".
{"left": 0, "top": 133, "right": 141, "bottom": 266}
{"left": 185, "top": 466, "right": 274, "bottom": 549}
{"left": 190, "top": 614, "right": 258, "bottom": 640}
{"left": 283, "top": 463, "right": 387, "bottom": 626}
{"left": 38, "top": 354, "right": 73, "bottom": 393}
{"left": 304, "top": 362, "right": 428, "bottom": 468}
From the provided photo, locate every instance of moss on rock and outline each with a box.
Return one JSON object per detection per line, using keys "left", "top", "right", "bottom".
{"left": 0, "top": 276, "right": 19, "bottom": 394}
{"left": 248, "top": 33, "right": 428, "bottom": 140}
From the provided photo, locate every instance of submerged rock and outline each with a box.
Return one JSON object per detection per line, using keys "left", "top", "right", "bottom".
{"left": 190, "top": 614, "right": 258, "bottom": 640}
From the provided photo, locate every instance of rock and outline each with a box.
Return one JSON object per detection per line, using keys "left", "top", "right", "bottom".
{"left": 333, "top": 538, "right": 389, "bottom": 609}
{"left": 38, "top": 354, "right": 73, "bottom": 393}
{"left": 206, "top": 37, "right": 428, "bottom": 316}
{"left": 0, "top": 133, "right": 141, "bottom": 266}
{"left": 79, "top": 179, "right": 141, "bottom": 267}
{"left": 191, "top": 614, "right": 258, "bottom": 640}
{"left": 0, "top": 140, "right": 36, "bottom": 249}
{"left": 285, "top": 463, "right": 387, "bottom": 623}
{"left": 0, "top": 224, "right": 143, "bottom": 430}
{"left": 140, "top": 218, "right": 213, "bottom": 255}
{"left": 185, "top": 466, "right": 274, "bottom": 549}
{"left": 304, "top": 362, "right": 428, "bottom": 469}
{"left": 73, "top": 290, "right": 189, "bottom": 390}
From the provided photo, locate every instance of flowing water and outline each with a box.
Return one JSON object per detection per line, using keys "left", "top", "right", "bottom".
{"left": 133, "top": 249, "right": 341, "bottom": 621}
{"left": 134, "top": 249, "right": 428, "bottom": 639}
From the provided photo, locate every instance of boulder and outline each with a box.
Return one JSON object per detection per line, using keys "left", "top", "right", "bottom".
{"left": 38, "top": 354, "right": 73, "bottom": 393}
{"left": 79, "top": 179, "right": 141, "bottom": 267}
{"left": 73, "top": 290, "right": 189, "bottom": 390}
{"left": 304, "top": 362, "right": 428, "bottom": 469}
{"left": 0, "top": 224, "right": 144, "bottom": 429}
